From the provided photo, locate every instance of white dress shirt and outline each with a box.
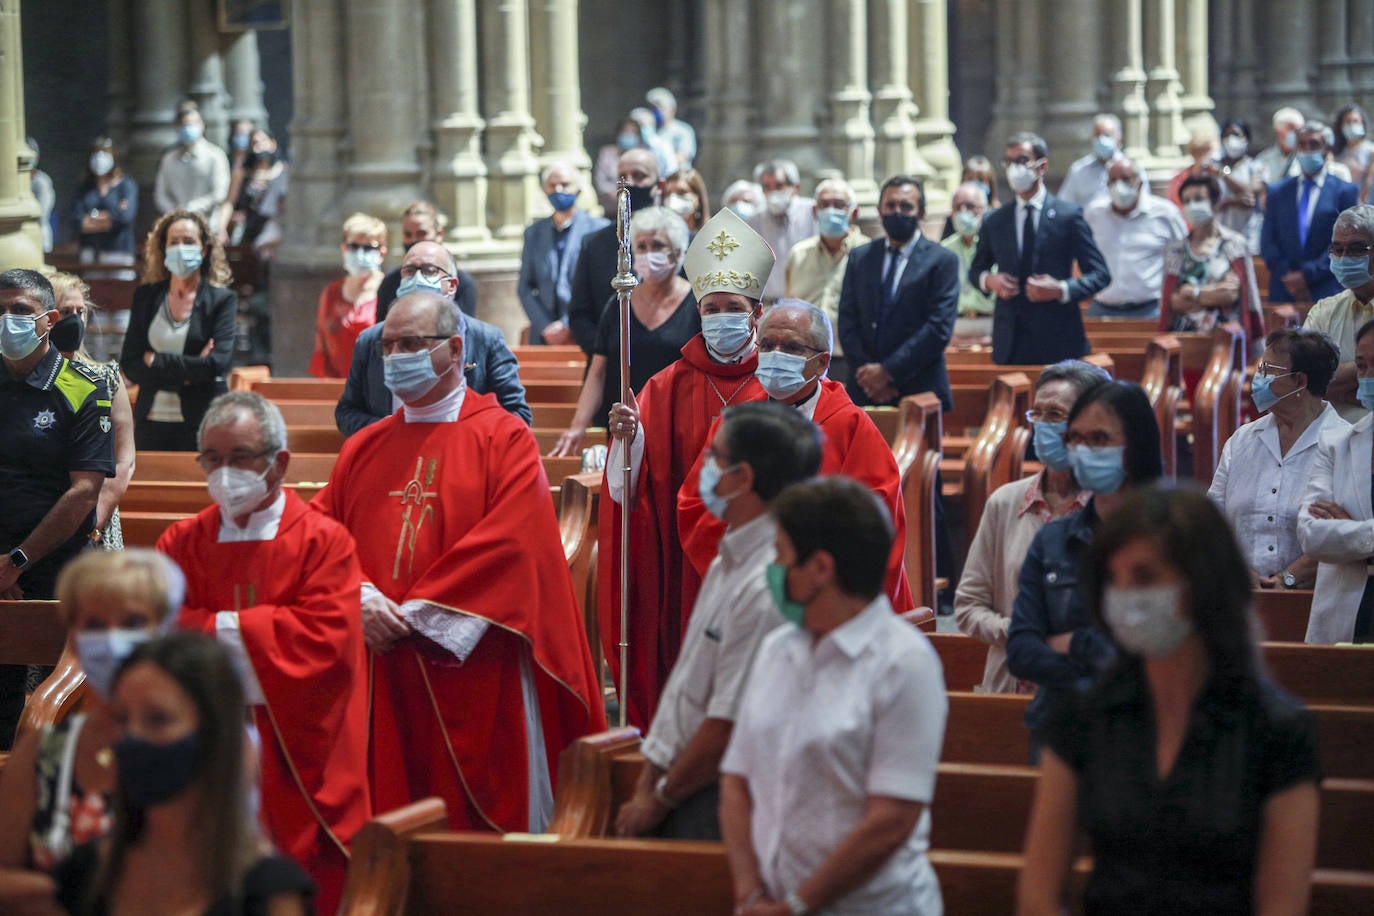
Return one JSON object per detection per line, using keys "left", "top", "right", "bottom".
{"left": 748, "top": 197, "right": 819, "bottom": 301}
{"left": 1056, "top": 152, "right": 1119, "bottom": 208}
{"left": 640, "top": 514, "right": 781, "bottom": 771}
{"left": 1303, "top": 289, "right": 1374, "bottom": 422}
{"left": 722, "top": 596, "right": 947, "bottom": 914}
{"left": 1208, "top": 403, "right": 1348, "bottom": 577}
{"left": 1083, "top": 192, "right": 1189, "bottom": 305}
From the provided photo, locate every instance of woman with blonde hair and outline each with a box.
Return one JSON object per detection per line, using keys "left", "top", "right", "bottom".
{"left": 119, "top": 209, "right": 236, "bottom": 451}
{"left": 47, "top": 273, "right": 134, "bottom": 550}
{"left": 0, "top": 550, "right": 183, "bottom": 910}
{"left": 309, "top": 212, "right": 386, "bottom": 378}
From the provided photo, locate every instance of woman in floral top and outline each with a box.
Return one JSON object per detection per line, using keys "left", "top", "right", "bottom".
{"left": 1161, "top": 174, "right": 1263, "bottom": 339}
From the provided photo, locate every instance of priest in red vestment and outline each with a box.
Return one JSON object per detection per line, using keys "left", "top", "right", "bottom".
{"left": 599, "top": 206, "right": 775, "bottom": 729}
{"left": 676, "top": 300, "right": 914, "bottom": 612}
{"left": 156, "top": 391, "right": 370, "bottom": 915}
{"left": 313, "top": 292, "right": 605, "bottom": 835}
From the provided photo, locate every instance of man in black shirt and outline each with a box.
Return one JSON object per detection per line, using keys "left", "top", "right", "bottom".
{"left": 0, "top": 269, "right": 115, "bottom": 748}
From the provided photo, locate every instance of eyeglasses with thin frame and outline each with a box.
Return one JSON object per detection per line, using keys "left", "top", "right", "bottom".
{"left": 398, "top": 264, "right": 453, "bottom": 282}
{"left": 1329, "top": 243, "right": 1374, "bottom": 258}
{"left": 757, "top": 338, "right": 821, "bottom": 358}
{"left": 1255, "top": 361, "right": 1293, "bottom": 378}
{"left": 377, "top": 335, "right": 450, "bottom": 357}
{"left": 1025, "top": 408, "right": 1070, "bottom": 424}
{"left": 196, "top": 449, "right": 273, "bottom": 472}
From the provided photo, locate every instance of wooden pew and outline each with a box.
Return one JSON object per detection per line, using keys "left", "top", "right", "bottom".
{"left": 1253, "top": 588, "right": 1312, "bottom": 642}
{"left": 558, "top": 472, "right": 603, "bottom": 665}
{"left": 862, "top": 405, "right": 900, "bottom": 446}
{"left": 895, "top": 394, "right": 944, "bottom": 610}
{"left": 512, "top": 344, "right": 586, "bottom": 364}
{"left": 1188, "top": 322, "right": 1246, "bottom": 484}
{"left": 121, "top": 481, "right": 324, "bottom": 515}
{"left": 531, "top": 403, "right": 579, "bottom": 429}
{"left": 133, "top": 451, "right": 337, "bottom": 484}
{"left": 521, "top": 380, "right": 583, "bottom": 404}
{"left": 1138, "top": 334, "right": 1184, "bottom": 478}
{"left": 951, "top": 374, "right": 1031, "bottom": 553}
{"left": 251, "top": 377, "right": 346, "bottom": 400}
{"left": 0, "top": 601, "right": 86, "bottom": 759}
{"left": 273, "top": 400, "right": 341, "bottom": 427}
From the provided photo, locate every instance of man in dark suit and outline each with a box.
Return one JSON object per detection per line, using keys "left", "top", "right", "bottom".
{"left": 566, "top": 148, "right": 662, "bottom": 354}
{"left": 335, "top": 241, "right": 530, "bottom": 434}
{"left": 837, "top": 175, "right": 960, "bottom": 409}
{"left": 1261, "top": 120, "right": 1361, "bottom": 304}
{"left": 968, "top": 132, "right": 1112, "bottom": 365}
{"left": 517, "top": 160, "right": 609, "bottom": 345}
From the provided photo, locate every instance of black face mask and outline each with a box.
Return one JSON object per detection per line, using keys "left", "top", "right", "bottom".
{"left": 114, "top": 732, "right": 201, "bottom": 808}
{"left": 49, "top": 313, "right": 85, "bottom": 354}
{"left": 627, "top": 183, "right": 657, "bottom": 212}
{"left": 881, "top": 211, "right": 920, "bottom": 244}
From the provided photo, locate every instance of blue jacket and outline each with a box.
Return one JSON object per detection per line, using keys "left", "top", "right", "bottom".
{"left": 1006, "top": 500, "right": 1116, "bottom": 737}
{"left": 334, "top": 313, "right": 531, "bottom": 435}
{"left": 1261, "top": 172, "right": 1361, "bottom": 303}
{"left": 518, "top": 209, "right": 609, "bottom": 343}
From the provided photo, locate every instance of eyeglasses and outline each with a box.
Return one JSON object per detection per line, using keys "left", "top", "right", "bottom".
{"left": 196, "top": 449, "right": 273, "bottom": 472}
{"left": 345, "top": 242, "right": 381, "bottom": 254}
{"left": 1063, "top": 431, "right": 1120, "bottom": 448}
{"left": 398, "top": 264, "right": 453, "bottom": 282}
{"left": 378, "top": 335, "right": 449, "bottom": 357}
{"left": 1004, "top": 157, "right": 1043, "bottom": 168}
{"left": 757, "top": 338, "right": 821, "bottom": 358}
{"left": 1329, "top": 244, "right": 1374, "bottom": 258}
{"left": 1025, "top": 409, "right": 1069, "bottom": 424}
{"left": 1255, "top": 362, "right": 1292, "bottom": 377}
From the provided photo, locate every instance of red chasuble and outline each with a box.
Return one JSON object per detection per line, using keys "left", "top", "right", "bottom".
{"left": 598, "top": 334, "right": 764, "bottom": 729}
{"left": 157, "top": 489, "right": 370, "bottom": 915}
{"left": 676, "top": 378, "right": 914, "bottom": 612}
{"left": 313, "top": 390, "right": 604, "bottom": 833}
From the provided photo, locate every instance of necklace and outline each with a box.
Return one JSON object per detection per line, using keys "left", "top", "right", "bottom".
{"left": 706, "top": 374, "right": 752, "bottom": 408}
{"left": 95, "top": 746, "right": 113, "bottom": 768}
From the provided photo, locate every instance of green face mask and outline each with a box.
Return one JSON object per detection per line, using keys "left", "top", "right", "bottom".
{"left": 766, "top": 563, "right": 806, "bottom": 627}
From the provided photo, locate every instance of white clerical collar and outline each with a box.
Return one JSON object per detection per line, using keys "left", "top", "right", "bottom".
{"left": 402, "top": 380, "right": 467, "bottom": 423}
{"left": 706, "top": 340, "right": 757, "bottom": 365}
{"left": 217, "top": 490, "right": 286, "bottom": 543}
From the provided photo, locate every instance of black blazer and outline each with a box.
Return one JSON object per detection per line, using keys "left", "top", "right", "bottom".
{"left": 968, "top": 194, "right": 1111, "bottom": 365}
{"left": 374, "top": 266, "right": 478, "bottom": 322}
{"left": 566, "top": 224, "right": 621, "bottom": 355}
{"left": 837, "top": 235, "right": 961, "bottom": 410}
{"left": 120, "top": 280, "right": 237, "bottom": 429}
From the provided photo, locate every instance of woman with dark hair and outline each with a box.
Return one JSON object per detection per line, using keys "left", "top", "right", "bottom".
{"left": 69, "top": 137, "right": 139, "bottom": 279}
{"left": 664, "top": 168, "right": 711, "bottom": 234}
{"left": 1333, "top": 104, "right": 1373, "bottom": 200}
{"left": 1006, "top": 380, "right": 1163, "bottom": 756}
{"left": 54, "top": 632, "right": 313, "bottom": 915}
{"left": 120, "top": 209, "right": 237, "bottom": 451}
{"left": 1211, "top": 328, "right": 1346, "bottom": 590}
{"left": 1215, "top": 118, "right": 1266, "bottom": 253}
{"left": 1019, "top": 487, "right": 1320, "bottom": 914}
{"left": 1160, "top": 173, "right": 1263, "bottom": 337}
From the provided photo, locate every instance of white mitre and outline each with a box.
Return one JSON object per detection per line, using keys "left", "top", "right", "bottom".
{"left": 683, "top": 206, "right": 776, "bottom": 301}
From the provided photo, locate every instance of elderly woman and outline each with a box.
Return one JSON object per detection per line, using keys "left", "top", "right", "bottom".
{"left": 955, "top": 360, "right": 1109, "bottom": 692}
{"left": 1160, "top": 174, "right": 1263, "bottom": 337}
{"left": 721, "top": 179, "right": 765, "bottom": 223}
{"left": 48, "top": 273, "right": 135, "bottom": 550}
{"left": 309, "top": 212, "right": 386, "bottom": 379}
{"left": 0, "top": 551, "right": 182, "bottom": 908}
{"left": 549, "top": 207, "right": 698, "bottom": 456}
{"left": 664, "top": 168, "right": 711, "bottom": 234}
{"left": 1297, "top": 316, "right": 1374, "bottom": 643}
{"left": 722, "top": 477, "right": 947, "bottom": 916}
{"left": 1210, "top": 329, "right": 1345, "bottom": 591}
{"left": 1019, "top": 488, "right": 1319, "bottom": 914}
{"left": 1214, "top": 119, "right": 1267, "bottom": 254}
{"left": 120, "top": 209, "right": 237, "bottom": 451}
{"left": 1007, "top": 381, "right": 1163, "bottom": 756}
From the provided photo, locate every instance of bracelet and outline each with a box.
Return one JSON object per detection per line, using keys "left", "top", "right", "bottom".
{"left": 785, "top": 890, "right": 810, "bottom": 915}
{"left": 653, "top": 774, "right": 679, "bottom": 809}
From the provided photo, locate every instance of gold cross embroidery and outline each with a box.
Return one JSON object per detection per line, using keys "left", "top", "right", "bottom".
{"left": 388, "top": 457, "right": 439, "bottom": 579}
{"left": 706, "top": 231, "right": 739, "bottom": 261}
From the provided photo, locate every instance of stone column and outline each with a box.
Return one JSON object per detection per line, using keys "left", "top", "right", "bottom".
{"left": 187, "top": 5, "right": 229, "bottom": 144}
{"left": 1144, "top": 0, "right": 1186, "bottom": 155}
{"left": 1042, "top": 0, "right": 1103, "bottom": 165}
{"left": 1227, "top": 0, "right": 1262, "bottom": 127}
{"left": 754, "top": 0, "right": 827, "bottom": 178}
{"left": 222, "top": 30, "right": 270, "bottom": 130}
{"left": 0, "top": 0, "right": 42, "bottom": 269}
{"left": 480, "top": 0, "right": 544, "bottom": 243}
{"left": 429, "top": 0, "right": 492, "bottom": 249}
{"left": 106, "top": 0, "right": 134, "bottom": 148}
{"left": 826, "top": 0, "right": 877, "bottom": 205}
{"left": 1317, "top": 0, "right": 1353, "bottom": 113}
{"left": 1110, "top": 0, "right": 1150, "bottom": 157}
{"left": 530, "top": 0, "right": 589, "bottom": 173}
{"left": 909, "top": 0, "right": 960, "bottom": 209}
{"left": 127, "top": 0, "right": 190, "bottom": 184}
{"left": 1351, "top": 0, "right": 1374, "bottom": 98}
{"left": 984, "top": 0, "right": 1029, "bottom": 156}
{"left": 869, "top": 0, "right": 929, "bottom": 182}
{"left": 1175, "top": 0, "right": 1216, "bottom": 137}
{"left": 697, "top": 0, "right": 754, "bottom": 187}
{"left": 1262, "top": 0, "right": 1315, "bottom": 113}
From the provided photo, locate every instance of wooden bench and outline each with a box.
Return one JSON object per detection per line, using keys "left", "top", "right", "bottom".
{"left": 1253, "top": 588, "right": 1312, "bottom": 642}
{"left": 250, "top": 377, "right": 345, "bottom": 400}
{"left": 120, "top": 481, "right": 325, "bottom": 515}
{"left": 1138, "top": 334, "right": 1184, "bottom": 478}
{"left": 521, "top": 380, "right": 583, "bottom": 404}
{"left": 512, "top": 345, "right": 586, "bottom": 364}
{"left": 133, "top": 451, "right": 338, "bottom": 484}
{"left": 894, "top": 393, "right": 944, "bottom": 610}
{"left": 0, "top": 601, "right": 86, "bottom": 763}
{"left": 558, "top": 472, "right": 603, "bottom": 666}
{"left": 531, "top": 403, "right": 579, "bottom": 429}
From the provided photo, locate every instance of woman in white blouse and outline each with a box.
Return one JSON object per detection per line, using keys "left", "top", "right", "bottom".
{"left": 1209, "top": 328, "right": 1345, "bottom": 589}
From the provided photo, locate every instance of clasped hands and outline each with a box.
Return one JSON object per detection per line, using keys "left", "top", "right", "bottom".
{"left": 987, "top": 272, "right": 1061, "bottom": 302}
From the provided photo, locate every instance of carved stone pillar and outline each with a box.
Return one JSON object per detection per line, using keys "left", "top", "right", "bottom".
{"left": 429, "top": 0, "right": 491, "bottom": 249}
{"left": 1110, "top": 0, "right": 1150, "bottom": 157}
{"left": 1175, "top": 0, "right": 1216, "bottom": 136}
{"left": 222, "top": 30, "right": 269, "bottom": 130}
{"left": 753, "top": 0, "right": 827, "bottom": 178}
{"left": 0, "top": 0, "right": 42, "bottom": 269}
{"left": 909, "top": 0, "right": 960, "bottom": 209}
{"left": 985, "top": 0, "right": 1027, "bottom": 156}
{"left": 827, "top": 0, "right": 877, "bottom": 205}
{"left": 530, "top": 0, "right": 590, "bottom": 176}
{"left": 187, "top": 6, "right": 229, "bottom": 144}
{"left": 1043, "top": 0, "right": 1103, "bottom": 166}
{"left": 870, "top": 0, "right": 929, "bottom": 182}
{"left": 1316, "top": 0, "right": 1353, "bottom": 113}
{"left": 698, "top": 0, "right": 754, "bottom": 186}
{"left": 127, "top": 0, "right": 190, "bottom": 183}
{"left": 480, "top": 0, "right": 543, "bottom": 243}
{"left": 1144, "top": 0, "right": 1186, "bottom": 155}
{"left": 1262, "top": 0, "right": 1315, "bottom": 114}
{"left": 106, "top": 0, "right": 133, "bottom": 148}
{"left": 1351, "top": 0, "right": 1374, "bottom": 98}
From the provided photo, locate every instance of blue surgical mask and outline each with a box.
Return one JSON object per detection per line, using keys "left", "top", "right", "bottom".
{"left": 383, "top": 342, "right": 451, "bottom": 401}
{"left": 164, "top": 244, "right": 203, "bottom": 279}
{"left": 343, "top": 247, "right": 382, "bottom": 277}
{"left": 701, "top": 312, "right": 755, "bottom": 360}
{"left": 1033, "top": 420, "right": 1071, "bottom": 472}
{"left": 617, "top": 131, "right": 640, "bottom": 152}
{"left": 975, "top": 181, "right": 992, "bottom": 201}
{"left": 755, "top": 350, "right": 815, "bottom": 400}
{"left": 1358, "top": 376, "right": 1374, "bottom": 413}
{"left": 698, "top": 456, "right": 740, "bottom": 520}
{"left": 1068, "top": 444, "right": 1126, "bottom": 494}
{"left": 1093, "top": 133, "right": 1118, "bottom": 160}
{"left": 1296, "top": 150, "right": 1326, "bottom": 176}
{"left": 952, "top": 209, "right": 982, "bottom": 238}
{"left": 548, "top": 191, "right": 578, "bottom": 212}
{"left": 76, "top": 629, "right": 153, "bottom": 700}
{"left": 397, "top": 272, "right": 450, "bottom": 299}
{"left": 177, "top": 123, "right": 202, "bottom": 146}
{"left": 817, "top": 207, "right": 850, "bottom": 240}
{"left": 0, "top": 313, "right": 46, "bottom": 360}
{"left": 766, "top": 563, "right": 806, "bottom": 627}
{"left": 1330, "top": 253, "right": 1373, "bottom": 291}
{"left": 231, "top": 133, "right": 251, "bottom": 152}
{"left": 1251, "top": 371, "right": 1300, "bottom": 414}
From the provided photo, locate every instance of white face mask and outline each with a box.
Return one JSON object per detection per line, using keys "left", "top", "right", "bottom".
{"left": 207, "top": 463, "right": 274, "bottom": 519}
{"left": 343, "top": 246, "right": 383, "bottom": 277}
{"left": 89, "top": 151, "right": 115, "bottom": 177}
{"left": 76, "top": 629, "right": 153, "bottom": 700}
{"left": 1182, "top": 199, "right": 1213, "bottom": 225}
{"left": 1109, "top": 179, "right": 1140, "bottom": 210}
{"left": 1005, "top": 161, "right": 1039, "bottom": 194}
{"left": 766, "top": 189, "right": 794, "bottom": 217}
{"left": 633, "top": 250, "right": 677, "bottom": 282}
{"left": 1222, "top": 135, "right": 1248, "bottom": 159}
{"left": 665, "top": 194, "right": 696, "bottom": 219}
{"left": 1102, "top": 582, "right": 1193, "bottom": 658}
{"left": 952, "top": 209, "right": 982, "bottom": 238}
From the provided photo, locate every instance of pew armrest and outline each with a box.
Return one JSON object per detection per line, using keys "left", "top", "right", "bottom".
{"left": 338, "top": 797, "right": 448, "bottom": 916}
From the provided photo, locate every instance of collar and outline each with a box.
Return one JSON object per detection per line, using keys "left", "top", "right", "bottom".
{"left": 1301, "top": 167, "right": 1327, "bottom": 187}
{"left": 718, "top": 513, "right": 776, "bottom": 565}
{"left": 217, "top": 490, "right": 286, "bottom": 542}
{"left": 1017, "top": 469, "right": 1092, "bottom": 520}
{"left": 826, "top": 595, "right": 894, "bottom": 659}
{"left": 402, "top": 379, "right": 467, "bottom": 422}
{"left": 886, "top": 233, "right": 919, "bottom": 259}
{"left": 3, "top": 344, "right": 61, "bottom": 390}
{"left": 1066, "top": 498, "right": 1100, "bottom": 544}
{"left": 1017, "top": 184, "right": 1048, "bottom": 212}
{"left": 774, "top": 380, "right": 822, "bottom": 418}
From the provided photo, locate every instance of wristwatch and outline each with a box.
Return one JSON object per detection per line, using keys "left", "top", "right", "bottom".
{"left": 1281, "top": 570, "right": 1297, "bottom": 589}
{"left": 653, "top": 774, "right": 679, "bottom": 810}
{"left": 8, "top": 547, "right": 29, "bottom": 570}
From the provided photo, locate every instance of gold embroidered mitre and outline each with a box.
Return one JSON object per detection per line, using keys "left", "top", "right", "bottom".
{"left": 683, "top": 206, "right": 776, "bottom": 301}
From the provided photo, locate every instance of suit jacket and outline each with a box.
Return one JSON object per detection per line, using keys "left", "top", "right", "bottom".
{"left": 334, "top": 313, "right": 531, "bottom": 435}
{"left": 1260, "top": 173, "right": 1361, "bottom": 303}
{"left": 566, "top": 223, "right": 621, "bottom": 355}
{"left": 968, "top": 193, "right": 1111, "bottom": 365}
{"left": 374, "top": 266, "right": 478, "bottom": 322}
{"left": 837, "top": 235, "right": 960, "bottom": 409}
{"left": 120, "top": 280, "right": 237, "bottom": 429}
{"left": 518, "top": 209, "right": 610, "bottom": 343}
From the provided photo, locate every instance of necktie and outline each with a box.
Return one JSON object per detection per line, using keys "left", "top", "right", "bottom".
{"left": 1297, "top": 178, "right": 1314, "bottom": 248}
{"left": 1019, "top": 204, "right": 1037, "bottom": 289}
{"left": 881, "top": 246, "right": 901, "bottom": 307}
